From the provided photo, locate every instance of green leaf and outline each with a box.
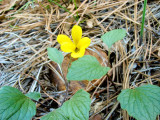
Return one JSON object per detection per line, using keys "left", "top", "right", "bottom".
{"left": 61, "top": 89, "right": 91, "bottom": 120}
{"left": 47, "top": 47, "right": 64, "bottom": 66}
{"left": 101, "top": 29, "right": 126, "bottom": 48}
{"left": 41, "top": 89, "right": 91, "bottom": 120}
{"left": 67, "top": 55, "right": 110, "bottom": 81}
{"left": 25, "top": 92, "right": 41, "bottom": 101}
{"left": 0, "top": 86, "right": 36, "bottom": 120}
{"left": 41, "top": 108, "right": 68, "bottom": 120}
{"left": 118, "top": 84, "right": 160, "bottom": 120}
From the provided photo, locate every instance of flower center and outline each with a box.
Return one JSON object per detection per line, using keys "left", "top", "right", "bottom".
{"left": 75, "top": 47, "right": 80, "bottom": 53}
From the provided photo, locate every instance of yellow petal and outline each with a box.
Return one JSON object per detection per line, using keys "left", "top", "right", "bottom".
{"left": 61, "top": 42, "right": 76, "bottom": 52}
{"left": 57, "top": 34, "right": 72, "bottom": 45}
{"left": 71, "top": 48, "right": 85, "bottom": 58}
{"left": 71, "top": 25, "right": 82, "bottom": 45}
{"left": 77, "top": 37, "right": 91, "bottom": 49}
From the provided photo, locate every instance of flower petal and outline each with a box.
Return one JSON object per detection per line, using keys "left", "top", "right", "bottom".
{"left": 61, "top": 42, "right": 76, "bottom": 52}
{"left": 77, "top": 37, "right": 91, "bottom": 49}
{"left": 71, "top": 25, "right": 82, "bottom": 45}
{"left": 71, "top": 48, "right": 85, "bottom": 58}
{"left": 57, "top": 34, "right": 72, "bottom": 45}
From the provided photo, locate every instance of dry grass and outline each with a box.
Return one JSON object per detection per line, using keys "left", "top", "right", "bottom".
{"left": 0, "top": 0, "right": 160, "bottom": 120}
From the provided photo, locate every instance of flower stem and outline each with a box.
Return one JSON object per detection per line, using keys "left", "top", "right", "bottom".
{"left": 59, "top": 65, "right": 68, "bottom": 104}
{"left": 60, "top": 56, "right": 72, "bottom": 104}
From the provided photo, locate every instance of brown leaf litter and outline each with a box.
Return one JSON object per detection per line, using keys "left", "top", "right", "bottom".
{"left": 0, "top": 0, "right": 160, "bottom": 120}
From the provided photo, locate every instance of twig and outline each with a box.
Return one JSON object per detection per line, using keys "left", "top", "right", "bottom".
{"left": 104, "top": 102, "right": 119, "bottom": 120}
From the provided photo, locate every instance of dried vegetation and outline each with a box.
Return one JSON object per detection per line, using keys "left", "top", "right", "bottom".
{"left": 0, "top": 0, "right": 160, "bottom": 120}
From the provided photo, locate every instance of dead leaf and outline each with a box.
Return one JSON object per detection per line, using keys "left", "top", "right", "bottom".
{"left": 94, "top": 101, "right": 103, "bottom": 113}
{"left": 86, "top": 19, "right": 94, "bottom": 28}
{"left": 63, "top": 17, "right": 74, "bottom": 35}
{"left": 91, "top": 114, "right": 102, "bottom": 120}
{"left": 0, "top": 14, "right": 5, "bottom": 21}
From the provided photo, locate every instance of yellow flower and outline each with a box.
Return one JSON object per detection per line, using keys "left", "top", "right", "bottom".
{"left": 57, "top": 25, "right": 91, "bottom": 58}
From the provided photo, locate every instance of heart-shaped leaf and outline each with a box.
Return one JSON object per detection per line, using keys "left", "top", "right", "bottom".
{"left": 41, "top": 108, "right": 67, "bottom": 120}
{"left": 47, "top": 47, "right": 64, "bottom": 66}
{"left": 0, "top": 86, "right": 36, "bottom": 120}
{"left": 61, "top": 89, "right": 91, "bottom": 120}
{"left": 67, "top": 55, "right": 110, "bottom": 81}
{"left": 41, "top": 89, "right": 91, "bottom": 120}
{"left": 25, "top": 92, "right": 41, "bottom": 101}
{"left": 118, "top": 84, "right": 160, "bottom": 120}
{"left": 101, "top": 29, "right": 126, "bottom": 48}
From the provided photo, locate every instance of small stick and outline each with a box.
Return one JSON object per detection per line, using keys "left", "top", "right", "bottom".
{"left": 104, "top": 102, "right": 119, "bottom": 120}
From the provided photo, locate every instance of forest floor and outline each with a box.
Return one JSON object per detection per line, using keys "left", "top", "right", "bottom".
{"left": 0, "top": 0, "right": 160, "bottom": 120}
